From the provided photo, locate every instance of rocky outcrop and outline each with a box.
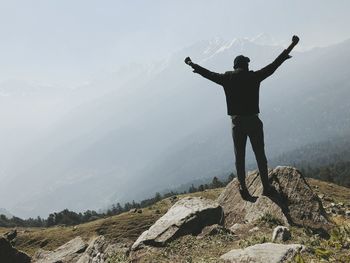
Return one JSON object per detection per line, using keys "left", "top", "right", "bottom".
{"left": 77, "top": 236, "right": 128, "bottom": 263}
{"left": 218, "top": 166, "right": 329, "bottom": 228}
{"left": 220, "top": 243, "right": 304, "bottom": 263}
{"left": 34, "top": 236, "right": 88, "bottom": 263}
{"left": 0, "top": 237, "right": 31, "bottom": 263}
{"left": 131, "top": 196, "right": 224, "bottom": 250}
{"left": 33, "top": 235, "right": 124, "bottom": 263}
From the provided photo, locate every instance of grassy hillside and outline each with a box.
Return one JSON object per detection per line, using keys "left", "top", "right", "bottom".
{"left": 0, "top": 189, "right": 222, "bottom": 257}
{"left": 1, "top": 180, "right": 349, "bottom": 262}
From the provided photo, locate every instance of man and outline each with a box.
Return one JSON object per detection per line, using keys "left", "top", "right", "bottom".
{"left": 184, "top": 35, "right": 299, "bottom": 199}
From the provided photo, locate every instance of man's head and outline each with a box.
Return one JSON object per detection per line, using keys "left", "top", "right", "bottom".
{"left": 234, "top": 55, "right": 250, "bottom": 70}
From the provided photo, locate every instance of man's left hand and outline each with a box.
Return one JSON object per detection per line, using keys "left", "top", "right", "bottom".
{"left": 292, "top": 35, "right": 299, "bottom": 45}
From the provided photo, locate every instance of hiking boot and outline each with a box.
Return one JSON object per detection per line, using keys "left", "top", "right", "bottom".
{"left": 262, "top": 185, "right": 277, "bottom": 197}
{"left": 239, "top": 187, "right": 250, "bottom": 198}
{"left": 239, "top": 187, "right": 258, "bottom": 202}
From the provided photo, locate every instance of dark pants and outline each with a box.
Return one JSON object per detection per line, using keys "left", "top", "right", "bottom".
{"left": 231, "top": 115, "right": 269, "bottom": 189}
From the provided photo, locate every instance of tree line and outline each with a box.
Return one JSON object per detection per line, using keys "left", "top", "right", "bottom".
{"left": 0, "top": 174, "right": 233, "bottom": 228}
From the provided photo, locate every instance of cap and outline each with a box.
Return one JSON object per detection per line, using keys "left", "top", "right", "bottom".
{"left": 234, "top": 55, "right": 250, "bottom": 69}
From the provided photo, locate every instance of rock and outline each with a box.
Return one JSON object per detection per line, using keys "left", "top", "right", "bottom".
{"left": 33, "top": 236, "right": 88, "bottom": 263}
{"left": 217, "top": 166, "right": 329, "bottom": 228}
{"left": 230, "top": 223, "right": 244, "bottom": 232}
{"left": 77, "top": 236, "right": 128, "bottom": 263}
{"left": 0, "top": 237, "right": 31, "bottom": 263}
{"left": 3, "top": 229, "right": 17, "bottom": 242}
{"left": 197, "top": 224, "right": 234, "bottom": 239}
{"left": 346, "top": 210, "right": 350, "bottom": 217}
{"left": 324, "top": 196, "right": 333, "bottom": 202}
{"left": 137, "top": 209, "right": 142, "bottom": 213}
{"left": 318, "top": 194, "right": 325, "bottom": 199}
{"left": 129, "top": 208, "right": 137, "bottom": 213}
{"left": 272, "top": 226, "right": 291, "bottom": 242}
{"left": 248, "top": 226, "right": 260, "bottom": 233}
{"left": 34, "top": 236, "right": 126, "bottom": 263}
{"left": 131, "top": 196, "right": 224, "bottom": 250}
{"left": 220, "top": 242, "right": 304, "bottom": 263}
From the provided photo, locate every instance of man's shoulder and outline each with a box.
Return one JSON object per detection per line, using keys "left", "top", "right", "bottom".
{"left": 224, "top": 70, "right": 256, "bottom": 75}
{"left": 224, "top": 70, "right": 235, "bottom": 75}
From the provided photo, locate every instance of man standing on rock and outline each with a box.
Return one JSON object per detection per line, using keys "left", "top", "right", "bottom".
{"left": 184, "top": 35, "right": 299, "bottom": 199}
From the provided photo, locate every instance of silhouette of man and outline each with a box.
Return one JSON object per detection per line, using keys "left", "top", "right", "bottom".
{"left": 185, "top": 35, "right": 299, "bottom": 199}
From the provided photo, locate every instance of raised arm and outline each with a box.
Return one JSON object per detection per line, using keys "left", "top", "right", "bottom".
{"left": 184, "top": 57, "right": 225, "bottom": 86}
{"left": 255, "top": 35, "right": 299, "bottom": 82}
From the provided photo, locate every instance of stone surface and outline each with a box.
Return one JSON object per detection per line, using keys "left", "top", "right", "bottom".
{"left": 0, "top": 237, "right": 31, "bottom": 263}
{"left": 34, "top": 235, "right": 125, "bottom": 263}
{"left": 272, "top": 226, "right": 291, "bottom": 242}
{"left": 218, "top": 166, "right": 329, "bottom": 228}
{"left": 230, "top": 223, "right": 244, "bottom": 233}
{"left": 34, "top": 236, "right": 88, "bottom": 263}
{"left": 220, "top": 243, "right": 304, "bottom": 263}
{"left": 131, "top": 196, "right": 224, "bottom": 250}
{"left": 77, "top": 235, "right": 128, "bottom": 263}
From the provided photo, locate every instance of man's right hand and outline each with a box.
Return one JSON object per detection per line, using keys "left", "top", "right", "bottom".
{"left": 184, "top": 57, "right": 193, "bottom": 66}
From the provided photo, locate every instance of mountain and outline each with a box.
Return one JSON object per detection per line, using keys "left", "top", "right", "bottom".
{"left": 1, "top": 37, "right": 350, "bottom": 217}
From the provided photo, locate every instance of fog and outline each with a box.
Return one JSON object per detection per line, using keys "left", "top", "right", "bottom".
{"left": 0, "top": 1, "right": 350, "bottom": 217}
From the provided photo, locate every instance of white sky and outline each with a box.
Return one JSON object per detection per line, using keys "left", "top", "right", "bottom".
{"left": 0, "top": 0, "right": 349, "bottom": 86}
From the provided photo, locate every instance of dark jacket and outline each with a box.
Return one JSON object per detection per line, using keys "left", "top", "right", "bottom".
{"left": 192, "top": 50, "right": 290, "bottom": 116}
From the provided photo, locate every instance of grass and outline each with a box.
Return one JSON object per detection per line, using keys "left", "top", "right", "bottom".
{"left": 256, "top": 213, "right": 284, "bottom": 228}
{"left": 138, "top": 232, "right": 238, "bottom": 263}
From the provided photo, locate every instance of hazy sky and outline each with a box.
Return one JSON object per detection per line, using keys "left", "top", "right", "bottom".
{"left": 0, "top": 0, "right": 349, "bottom": 86}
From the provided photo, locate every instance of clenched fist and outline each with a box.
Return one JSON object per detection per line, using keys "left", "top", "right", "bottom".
{"left": 184, "top": 57, "right": 193, "bottom": 66}
{"left": 292, "top": 35, "right": 299, "bottom": 45}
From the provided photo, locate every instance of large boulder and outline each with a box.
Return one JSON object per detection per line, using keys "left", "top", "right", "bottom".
{"left": 218, "top": 166, "right": 329, "bottom": 228}
{"left": 220, "top": 243, "right": 304, "bottom": 263}
{"left": 0, "top": 237, "right": 31, "bottom": 263}
{"left": 33, "top": 236, "right": 125, "bottom": 263}
{"left": 34, "top": 236, "right": 88, "bottom": 263}
{"left": 77, "top": 235, "right": 128, "bottom": 263}
{"left": 131, "top": 196, "right": 224, "bottom": 250}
